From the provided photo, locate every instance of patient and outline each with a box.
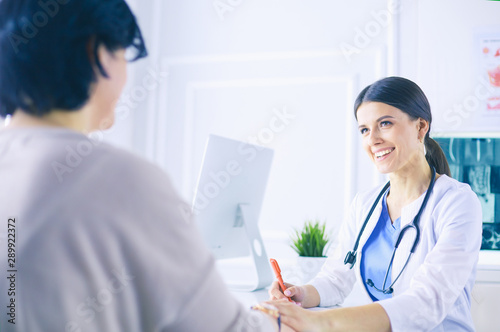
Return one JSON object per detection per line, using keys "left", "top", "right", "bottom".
{"left": 0, "top": 1, "right": 288, "bottom": 331}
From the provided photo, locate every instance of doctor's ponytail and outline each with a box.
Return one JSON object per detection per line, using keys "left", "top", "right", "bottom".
{"left": 354, "top": 76, "right": 451, "bottom": 177}
{"left": 424, "top": 136, "right": 451, "bottom": 177}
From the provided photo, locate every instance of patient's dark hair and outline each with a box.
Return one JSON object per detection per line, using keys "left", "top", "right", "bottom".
{"left": 0, "top": 0, "right": 147, "bottom": 117}
{"left": 354, "top": 76, "right": 451, "bottom": 177}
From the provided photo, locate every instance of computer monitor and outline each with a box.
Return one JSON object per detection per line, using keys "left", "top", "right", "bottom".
{"left": 192, "top": 134, "right": 274, "bottom": 291}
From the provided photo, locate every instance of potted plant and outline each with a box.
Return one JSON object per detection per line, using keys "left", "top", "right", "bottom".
{"left": 290, "top": 220, "right": 330, "bottom": 284}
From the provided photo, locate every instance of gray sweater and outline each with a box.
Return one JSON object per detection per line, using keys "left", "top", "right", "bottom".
{"left": 0, "top": 127, "right": 272, "bottom": 332}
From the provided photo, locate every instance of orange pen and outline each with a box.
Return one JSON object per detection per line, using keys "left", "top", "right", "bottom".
{"left": 270, "top": 258, "right": 293, "bottom": 302}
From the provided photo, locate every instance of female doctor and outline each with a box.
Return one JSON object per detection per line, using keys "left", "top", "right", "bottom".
{"left": 268, "top": 76, "right": 483, "bottom": 331}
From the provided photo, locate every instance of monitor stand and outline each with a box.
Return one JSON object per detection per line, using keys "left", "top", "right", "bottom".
{"left": 224, "top": 204, "right": 273, "bottom": 292}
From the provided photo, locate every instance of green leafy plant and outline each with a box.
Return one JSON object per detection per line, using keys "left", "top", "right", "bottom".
{"left": 290, "top": 220, "right": 330, "bottom": 257}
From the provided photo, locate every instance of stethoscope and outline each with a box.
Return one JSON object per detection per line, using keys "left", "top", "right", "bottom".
{"left": 344, "top": 165, "right": 437, "bottom": 295}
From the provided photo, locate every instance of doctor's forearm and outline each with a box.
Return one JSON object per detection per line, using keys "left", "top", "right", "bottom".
{"left": 317, "top": 303, "right": 391, "bottom": 332}
{"left": 301, "top": 285, "right": 321, "bottom": 308}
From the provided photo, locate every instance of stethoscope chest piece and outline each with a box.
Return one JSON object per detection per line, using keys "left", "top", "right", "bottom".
{"left": 344, "top": 251, "right": 356, "bottom": 268}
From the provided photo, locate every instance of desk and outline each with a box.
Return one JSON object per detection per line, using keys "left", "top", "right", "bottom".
{"left": 221, "top": 257, "right": 361, "bottom": 308}
{"left": 228, "top": 290, "right": 364, "bottom": 312}
{"left": 230, "top": 288, "right": 340, "bottom": 311}
{"left": 231, "top": 289, "right": 271, "bottom": 308}
{"left": 471, "top": 251, "right": 500, "bottom": 332}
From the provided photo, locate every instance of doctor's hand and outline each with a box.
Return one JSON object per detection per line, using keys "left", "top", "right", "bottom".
{"left": 269, "top": 282, "right": 321, "bottom": 308}
{"left": 268, "top": 281, "right": 305, "bottom": 305}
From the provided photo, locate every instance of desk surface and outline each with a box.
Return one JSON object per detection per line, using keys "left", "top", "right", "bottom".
{"left": 230, "top": 288, "right": 340, "bottom": 311}
{"left": 220, "top": 257, "right": 362, "bottom": 308}
{"left": 231, "top": 289, "right": 270, "bottom": 308}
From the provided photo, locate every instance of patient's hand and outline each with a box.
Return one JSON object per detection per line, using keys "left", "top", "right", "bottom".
{"left": 267, "top": 299, "right": 323, "bottom": 332}
{"left": 281, "top": 323, "right": 298, "bottom": 332}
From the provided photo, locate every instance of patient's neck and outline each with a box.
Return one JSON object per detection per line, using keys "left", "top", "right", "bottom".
{"left": 7, "top": 109, "right": 87, "bottom": 133}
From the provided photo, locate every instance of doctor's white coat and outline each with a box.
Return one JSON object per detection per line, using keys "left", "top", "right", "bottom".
{"left": 309, "top": 175, "right": 482, "bottom": 332}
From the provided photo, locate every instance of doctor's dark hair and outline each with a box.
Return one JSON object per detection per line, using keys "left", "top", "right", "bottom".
{"left": 0, "top": 0, "right": 147, "bottom": 117}
{"left": 354, "top": 76, "right": 451, "bottom": 177}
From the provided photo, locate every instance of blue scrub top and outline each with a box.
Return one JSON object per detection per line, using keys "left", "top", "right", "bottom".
{"left": 360, "top": 192, "right": 401, "bottom": 301}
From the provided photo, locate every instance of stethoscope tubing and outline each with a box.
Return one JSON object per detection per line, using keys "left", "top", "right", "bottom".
{"left": 344, "top": 165, "right": 437, "bottom": 293}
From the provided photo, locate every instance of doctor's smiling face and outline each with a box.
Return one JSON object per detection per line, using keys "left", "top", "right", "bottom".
{"left": 357, "top": 102, "right": 428, "bottom": 175}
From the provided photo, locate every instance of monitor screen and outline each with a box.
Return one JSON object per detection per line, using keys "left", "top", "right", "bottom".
{"left": 192, "top": 134, "right": 274, "bottom": 290}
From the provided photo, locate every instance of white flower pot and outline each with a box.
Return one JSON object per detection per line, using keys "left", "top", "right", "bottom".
{"left": 297, "top": 256, "right": 327, "bottom": 284}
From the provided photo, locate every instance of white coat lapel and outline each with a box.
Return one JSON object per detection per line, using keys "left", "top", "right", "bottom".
{"left": 358, "top": 203, "right": 383, "bottom": 252}
{"left": 354, "top": 201, "right": 382, "bottom": 277}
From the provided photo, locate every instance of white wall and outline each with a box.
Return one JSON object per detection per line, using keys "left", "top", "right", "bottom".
{"left": 105, "top": 2, "right": 500, "bottom": 325}
{"left": 139, "top": 1, "right": 398, "bottom": 240}
{"left": 106, "top": 0, "right": 500, "bottom": 250}
{"left": 399, "top": 0, "right": 500, "bottom": 135}
{"left": 107, "top": 0, "right": 499, "bottom": 258}
{"left": 100, "top": 0, "right": 400, "bottom": 259}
